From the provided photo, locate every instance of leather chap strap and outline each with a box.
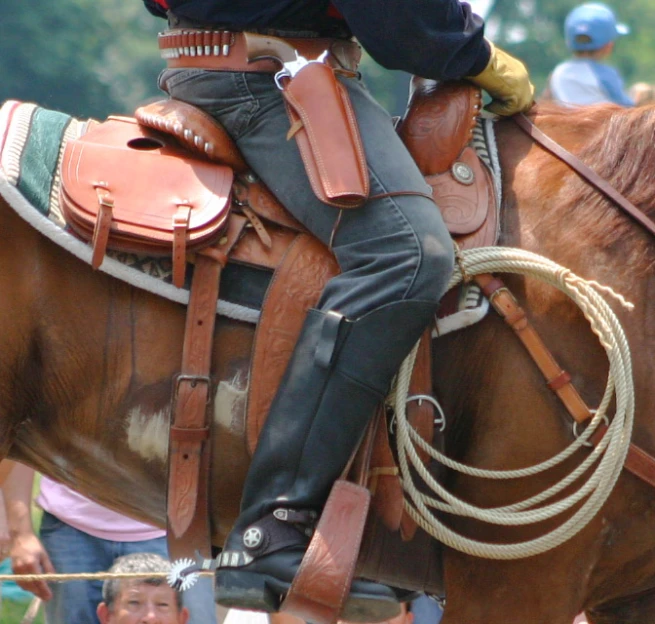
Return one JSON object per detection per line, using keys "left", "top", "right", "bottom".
{"left": 167, "top": 214, "right": 246, "bottom": 559}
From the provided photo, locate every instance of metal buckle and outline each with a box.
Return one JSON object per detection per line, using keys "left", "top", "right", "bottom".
{"left": 173, "top": 374, "right": 213, "bottom": 405}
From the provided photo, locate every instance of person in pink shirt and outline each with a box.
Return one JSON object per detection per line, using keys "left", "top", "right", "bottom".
{"left": 3, "top": 463, "right": 216, "bottom": 624}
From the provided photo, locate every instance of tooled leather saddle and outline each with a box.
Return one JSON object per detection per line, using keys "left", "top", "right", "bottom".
{"left": 56, "top": 78, "right": 498, "bottom": 596}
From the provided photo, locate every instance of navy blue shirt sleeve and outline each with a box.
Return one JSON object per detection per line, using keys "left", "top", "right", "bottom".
{"left": 332, "top": 0, "right": 490, "bottom": 79}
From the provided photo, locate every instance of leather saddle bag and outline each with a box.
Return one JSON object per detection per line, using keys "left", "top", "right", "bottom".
{"left": 59, "top": 116, "right": 233, "bottom": 287}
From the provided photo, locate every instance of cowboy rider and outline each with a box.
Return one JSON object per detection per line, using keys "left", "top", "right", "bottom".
{"left": 142, "top": 0, "right": 534, "bottom": 620}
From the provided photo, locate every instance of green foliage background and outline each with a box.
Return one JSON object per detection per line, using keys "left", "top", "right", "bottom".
{"left": 0, "top": 1, "right": 652, "bottom": 117}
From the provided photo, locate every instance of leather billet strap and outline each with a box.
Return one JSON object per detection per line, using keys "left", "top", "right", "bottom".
{"left": 160, "top": 30, "right": 362, "bottom": 73}
{"left": 400, "top": 327, "right": 435, "bottom": 541}
{"left": 364, "top": 406, "right": 404, "bottom": 533}
{"left": 166, "top": 214, "right": 247, "bottom": 560}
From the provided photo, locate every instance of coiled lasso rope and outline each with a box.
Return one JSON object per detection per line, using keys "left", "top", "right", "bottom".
{"left": 392, "top": 246, "right": 634, "bottom": 560}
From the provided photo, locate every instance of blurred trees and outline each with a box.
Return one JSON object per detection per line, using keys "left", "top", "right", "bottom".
{"left": 1, "top": 1, "right": 653, "bottom": 119}
{"left": 0, "top": 0, "right": 162, "bottom": 118}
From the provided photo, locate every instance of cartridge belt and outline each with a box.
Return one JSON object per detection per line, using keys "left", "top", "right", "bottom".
{"left": 159, "top": 30, "right": 362, "bottom": 73}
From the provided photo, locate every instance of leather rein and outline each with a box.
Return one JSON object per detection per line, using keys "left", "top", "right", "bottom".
{"left": 512, "top": 113, "right": 655, "bottom": 488}
{"left": 514, "top": 113, "right": 655, "bottom": 237}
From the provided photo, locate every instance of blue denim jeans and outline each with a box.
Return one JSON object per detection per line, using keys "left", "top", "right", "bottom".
{"left": 40, "top": 512, "right": 217, "bottom": 624}
{"left": 159, "top": 68, "right": 454, "bottom": 318}
{"left": 411, "top": 594, "right": 444, "bottom": 624}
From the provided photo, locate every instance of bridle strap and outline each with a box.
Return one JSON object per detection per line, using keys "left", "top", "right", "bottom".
{"left": 513, "top": 113, "right": 655, "bottom": 239}
{"left": 476, "top": 272, "right": 655, "bottom": 489}
{"left": 494, "top": 117, "right": 655, "bottom": 488}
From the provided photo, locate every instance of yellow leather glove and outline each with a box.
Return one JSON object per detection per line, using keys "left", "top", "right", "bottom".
{"left": 467, "top": 41, "right": 535, "bottom": 116}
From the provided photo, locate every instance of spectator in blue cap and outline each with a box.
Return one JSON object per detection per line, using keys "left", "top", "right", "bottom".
{"left": 547, "top": 3, "right": 634, "bottom": 106}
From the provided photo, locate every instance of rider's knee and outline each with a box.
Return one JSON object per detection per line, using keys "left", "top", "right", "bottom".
{"left": 408, "top": 220, "right": 455, "bottom": 303}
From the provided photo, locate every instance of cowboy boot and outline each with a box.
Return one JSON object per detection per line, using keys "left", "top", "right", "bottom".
{"left": 215, "top": 301, "right": 436, "bottom": 621}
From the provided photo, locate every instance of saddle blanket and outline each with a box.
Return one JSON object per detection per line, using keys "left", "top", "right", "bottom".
{"left": 0, "top": 100, "right": 261, "bottom": 324}
{"left": 0, "top": 99, "right": 492, "bottom": 335}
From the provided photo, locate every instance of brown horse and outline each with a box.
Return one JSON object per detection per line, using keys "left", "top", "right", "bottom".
{"left": 2, "top": 101, "right": 655, "bottom": 624}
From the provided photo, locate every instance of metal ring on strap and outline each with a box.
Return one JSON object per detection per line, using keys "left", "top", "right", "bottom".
{"left": 406, "top": 394, "right": 447, "bottom": 432}
{"left": 572, "top": 411, "right": 606, "bottom": 448}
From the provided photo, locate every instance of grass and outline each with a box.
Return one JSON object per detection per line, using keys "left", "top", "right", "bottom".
{"left": 0, "top": 596, "right": 45, "bottom": 624}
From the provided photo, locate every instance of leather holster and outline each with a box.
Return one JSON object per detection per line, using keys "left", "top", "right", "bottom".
{"left": 283, "top": 62, "right": 369, "bottom": 209}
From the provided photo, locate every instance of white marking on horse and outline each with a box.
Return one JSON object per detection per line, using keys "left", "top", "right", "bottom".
{"left": 126, "top": 407, "right": 170, "bottom": 462}
{"left": 126, "top": 374, "right": 247, "bottom": 461}
{"left": 213, "top": 373, "right": 248, "bottom": 434}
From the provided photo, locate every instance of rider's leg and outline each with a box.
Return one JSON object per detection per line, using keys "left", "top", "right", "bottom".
{"left": 160, "top": 69, "right": 454, "bottom": 619}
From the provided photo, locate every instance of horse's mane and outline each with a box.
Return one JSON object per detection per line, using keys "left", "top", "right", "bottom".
{"left": 524, "top": 102, "right": 655, "bottom": 274}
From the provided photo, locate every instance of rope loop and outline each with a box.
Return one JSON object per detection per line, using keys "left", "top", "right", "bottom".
{"left": 392, "top": 246, "right": 634, "bottom": 560}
